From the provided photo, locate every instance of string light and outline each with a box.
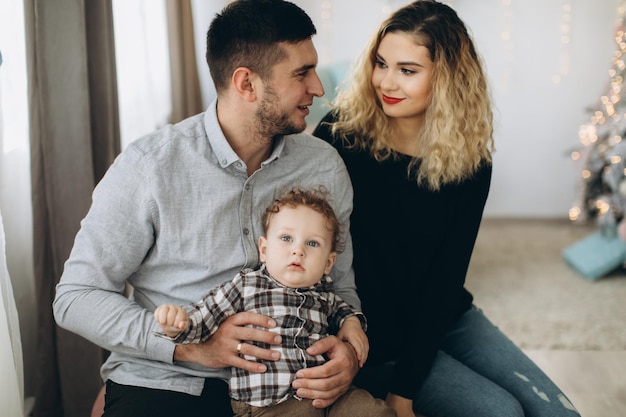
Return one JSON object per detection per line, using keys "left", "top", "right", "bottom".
{"left": 319, "top": 1, "right": 332, "bottom": 66}
{"left": 553, "top": 0, "right": 572, "bottom": 84}
{"left": 569, "top": 207, "right": 581, "bottom": 221}
{"left": 382, "top": 2, "right": 393, "bottom": 15}
{"left": 497, "top": 0, "right": 514, "bottom": 92}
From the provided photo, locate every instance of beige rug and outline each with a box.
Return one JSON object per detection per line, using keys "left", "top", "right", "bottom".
{"left": 466, "top": 218, "right": 626, "bottom": 350}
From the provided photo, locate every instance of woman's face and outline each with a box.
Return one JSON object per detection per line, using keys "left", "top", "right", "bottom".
{"left": 371, "top": 32, "right": 434, "bottom": 123}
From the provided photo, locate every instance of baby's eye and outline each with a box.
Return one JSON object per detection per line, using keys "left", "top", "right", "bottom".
{"left": 307, "top": 241, "right": 319, "bottom": 247}
{"left": 281, "top": 235, "right": 292, "bottom": 242}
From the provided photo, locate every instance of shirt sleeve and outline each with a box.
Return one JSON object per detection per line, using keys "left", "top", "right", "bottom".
{"left": 312, "top": 111, "right": 362, "bottom": 323}
{"left": 325, "top": 283, "right": 368, "bottom": 332}
{"left": 53, "top": 146, "right": 175, "bottom": 363}
{"left": 169, "top": 275, "right": 244, "bottom": 344}
{"left": 326, "top": 146, "right": 361, "bottom": 312}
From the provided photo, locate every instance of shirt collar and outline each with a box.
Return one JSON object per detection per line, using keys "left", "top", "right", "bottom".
{"left": 204, "top": 99, "right": 286, "bottom": 169}
{"left": 259, "top": 263, "right": 333, "bottom": 290}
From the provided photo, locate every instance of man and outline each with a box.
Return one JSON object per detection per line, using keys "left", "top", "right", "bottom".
{"left": 53, "top": 1, "right": 360, "bottom": 416}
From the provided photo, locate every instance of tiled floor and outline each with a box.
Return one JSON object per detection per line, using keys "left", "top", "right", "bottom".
{"left": 525, "top": 350, "right": 626, "bottom": 417}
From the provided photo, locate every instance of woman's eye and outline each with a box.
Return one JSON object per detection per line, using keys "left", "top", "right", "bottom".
{"left": 401, "top": 68, "right": 416, "bottom": 75}
{"left": 375, "top": 60, "right": 387, "bottom": 69}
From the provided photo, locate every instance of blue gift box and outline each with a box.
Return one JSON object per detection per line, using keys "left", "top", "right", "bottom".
{"left": 562, "top": 229, "right": 626, "bottom": 281}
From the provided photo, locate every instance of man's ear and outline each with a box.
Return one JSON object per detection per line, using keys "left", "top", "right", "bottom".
{"left": 232, "top": 67, "right": 257, "bottom": 102}
{"left": 258, "top": 236, "right": 268, "bottom": 262}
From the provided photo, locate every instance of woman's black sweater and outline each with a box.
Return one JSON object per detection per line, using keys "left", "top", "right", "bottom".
{"left": 313, "top": 112, "right": 492, "bottom": 398}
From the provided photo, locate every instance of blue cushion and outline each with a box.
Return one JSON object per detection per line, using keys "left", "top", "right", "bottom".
{"left": 562, "top": 229, "right": 626, "bottom": 280}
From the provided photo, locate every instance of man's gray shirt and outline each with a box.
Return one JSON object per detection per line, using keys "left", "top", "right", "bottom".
{"left": 53, "top": 100, "right": 358, "bottom": 395}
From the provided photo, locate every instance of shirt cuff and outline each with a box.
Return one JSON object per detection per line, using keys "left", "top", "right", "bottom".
{"left": 340, "top": 312, "right": 367, "bottom": 332}
{"left": 147, "top": 328, "right": 178, "bottom": 364}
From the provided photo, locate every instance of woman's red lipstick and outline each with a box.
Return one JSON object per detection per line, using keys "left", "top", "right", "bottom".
{"left": 382, "top": 94, "right": 404, "bottom": 105}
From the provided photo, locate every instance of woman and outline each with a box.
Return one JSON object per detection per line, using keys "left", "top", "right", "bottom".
{"left": 313, "top": 1, "right": 580, "bottom": 417}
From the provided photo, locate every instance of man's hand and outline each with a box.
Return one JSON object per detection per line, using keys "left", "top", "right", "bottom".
{"left": 173, "top": 312, "right": 282, "bottom": 372}
{"left": 291, "top": 336, "right": 359, "bottom": 408}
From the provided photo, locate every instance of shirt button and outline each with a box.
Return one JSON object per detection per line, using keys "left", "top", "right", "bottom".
{"left": 243, "top": 228, "right": 249, "bottom": 235}
{"left": 245, "top": 184, "right": 251, "bottom": 191}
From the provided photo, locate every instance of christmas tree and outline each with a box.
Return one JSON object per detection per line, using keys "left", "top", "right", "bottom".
{"left": 563, "top": 2, "right": 626, "bottom": 281}
{"left": 570, "top": 2, "right": 626, "bottom": 237}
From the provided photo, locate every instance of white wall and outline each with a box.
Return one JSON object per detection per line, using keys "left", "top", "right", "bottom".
{"left": 455, "top": 1, "right": 618, "bottom": 217}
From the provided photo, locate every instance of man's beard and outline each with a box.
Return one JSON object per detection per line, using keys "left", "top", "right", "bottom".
{"left": 254, "top": 86, "right": 305, "bottom": 138}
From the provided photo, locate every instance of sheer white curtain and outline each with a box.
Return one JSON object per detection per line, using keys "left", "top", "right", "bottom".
{"left": 0, "top": 209, "right": 24, "bottom": 417}
{"left": 0, "top": 0, "right": 35, "bottom": 413}
{"left": 112, "top": 0, "right": 171, "bottom": 149}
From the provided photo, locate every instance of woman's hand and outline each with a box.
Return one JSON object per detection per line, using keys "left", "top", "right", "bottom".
{"left": 291, "top": 336, "right": 360, "bottom": 408}
{"left": 173, "top": 311, "right": 281, "bottom": 372}
{"left": 386, "top": 393, "right": 417, "bottom": 417}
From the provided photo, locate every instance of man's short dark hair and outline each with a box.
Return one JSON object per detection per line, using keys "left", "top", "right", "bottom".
{"left": 206, "top": 0, "right": 317, "bottom": 93}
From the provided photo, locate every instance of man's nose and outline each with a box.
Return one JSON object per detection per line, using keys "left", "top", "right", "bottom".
{"left": 309, "top": 71, "right": 325, "bottom": 98}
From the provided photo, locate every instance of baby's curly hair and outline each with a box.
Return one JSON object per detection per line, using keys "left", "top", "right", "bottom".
{"left": 262, "top": 186, "right": 344, "bottom": 252}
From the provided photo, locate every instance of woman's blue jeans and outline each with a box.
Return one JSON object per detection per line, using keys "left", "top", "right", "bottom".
{"left": 354, "top": 306, "right": 580, "bottom": 417}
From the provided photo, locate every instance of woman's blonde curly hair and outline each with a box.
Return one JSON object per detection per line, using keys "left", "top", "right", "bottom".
{"left": 328, "top": 0, "right": 494, "bottom": 190}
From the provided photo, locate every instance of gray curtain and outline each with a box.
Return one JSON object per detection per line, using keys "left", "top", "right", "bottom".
{"left": 24, "top": 0, "right": 202, "bottom": 415}
{"left": 24, "top": 1, "right": 120, "bottom": 416}
{"left": 166, "top": 0, "right": 204, "bottom": 123}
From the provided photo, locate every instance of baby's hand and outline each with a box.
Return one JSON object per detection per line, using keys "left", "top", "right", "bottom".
{"left": 337, "top": 316, "right": 369, "bottom": 367}
{"left": 154, "top": 304, "right": 189, "bottom": 338}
